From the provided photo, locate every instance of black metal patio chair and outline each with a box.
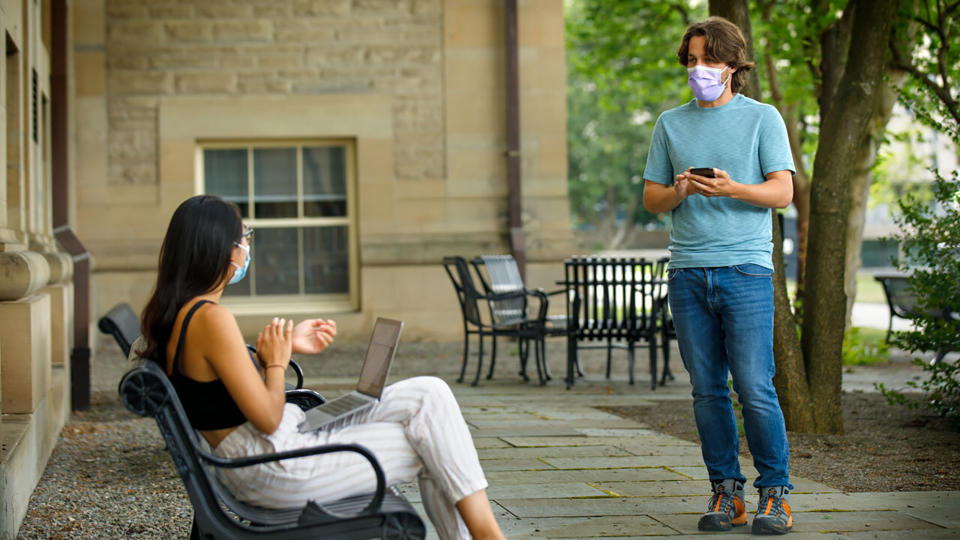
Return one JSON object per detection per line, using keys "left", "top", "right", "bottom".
{"left": 471, "top": 254, "right": 570, "bottom": 385}
{"left": 561, "top": 257, "right": 664, "bottom": 389}
{"left": 442, "top": 256, "right": 542, "bottom": 385}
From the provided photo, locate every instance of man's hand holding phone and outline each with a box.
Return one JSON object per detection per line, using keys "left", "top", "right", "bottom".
{"left": 684, "top": 166, "right": 736, "bottom": 198}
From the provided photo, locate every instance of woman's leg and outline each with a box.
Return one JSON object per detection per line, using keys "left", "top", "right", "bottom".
{"left": 456, "top": 489, "right": 506, "bottom": 540}
{"left": 361, "top": 376, "right": 501, "bottom": 539}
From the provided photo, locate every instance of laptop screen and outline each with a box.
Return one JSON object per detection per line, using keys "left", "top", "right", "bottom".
{"left": 356, "top": 318, "right": 403, "bottom": 397}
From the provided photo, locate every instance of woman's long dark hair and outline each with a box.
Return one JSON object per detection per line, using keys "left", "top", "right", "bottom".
{"left": 141, "top": 195, "right": 243, "bottom": 363}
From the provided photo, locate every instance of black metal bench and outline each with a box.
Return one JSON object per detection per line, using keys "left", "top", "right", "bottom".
{"left": 118, "top": 360, "right": 426, "bottom": 539}
{"left": 874, "top": 271, "right": 957, "bottom": 364}
{"left": 561, "top": 257, "right": 669, "bottom": 390}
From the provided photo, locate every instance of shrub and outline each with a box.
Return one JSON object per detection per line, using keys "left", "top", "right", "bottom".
{"left": 880, "top": 170, "right": 960, "bottom": 425}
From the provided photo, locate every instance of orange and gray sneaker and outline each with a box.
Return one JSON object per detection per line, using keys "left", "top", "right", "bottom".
{"left": 697, "top": 479, "right": 746, "bottom": 531}
{"left": 753, "top": 486, "right": 792, "bottom": 535}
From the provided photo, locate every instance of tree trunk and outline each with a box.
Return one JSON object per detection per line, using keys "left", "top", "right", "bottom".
{"left": 802, "top": 0, "right": 898, "bottom": 435}
{"left": 842, "top": 65, "right": 909, "bottom": 328}
{"left": 772, "top": 213, "right": 816, "bottom": 430}
{"left": 711, "top": 0, "right": 816, "bottom": 431}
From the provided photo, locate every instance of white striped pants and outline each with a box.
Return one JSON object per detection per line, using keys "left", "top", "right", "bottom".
{"left": 215, "top": 376, "right": 486, "bottom": 539}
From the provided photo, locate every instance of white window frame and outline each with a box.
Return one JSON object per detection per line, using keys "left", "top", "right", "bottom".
{"left": 196, "top": 139, "right": 359, "bottom": 313}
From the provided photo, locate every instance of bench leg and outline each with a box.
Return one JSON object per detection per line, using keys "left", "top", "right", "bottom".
{"left": 566, "top": 336, "right": 577, "bottom": 389}
{"left": 627, "top": 341, "right": 636, "bottom": 385}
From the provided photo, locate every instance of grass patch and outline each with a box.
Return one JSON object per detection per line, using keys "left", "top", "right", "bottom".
{"left": 843, "top": 327, "right": 889, "bottom": 365}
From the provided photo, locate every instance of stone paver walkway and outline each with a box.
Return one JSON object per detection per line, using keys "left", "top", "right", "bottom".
{"left": 303, "top": 370, "right": 959, "bottom": 540}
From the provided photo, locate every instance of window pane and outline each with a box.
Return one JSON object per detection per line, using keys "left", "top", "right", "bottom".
{"left": 304, "top": 226, "right": 349, "bottom": 294}
{"left": 254, "top": 148, "right": 297, "bottom": 218}
{"left": 205, "top": 149, "right": 249, "bottom": 217}
{"left": 254, "top": 227, "right": 300, "bottom": 295}
{"left": 303, "top": 146, "right": 347, "bottom": 217}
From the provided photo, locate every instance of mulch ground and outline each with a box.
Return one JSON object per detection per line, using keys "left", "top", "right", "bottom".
{"left": 603, "top": 391, "right": 960, "bottom": 492}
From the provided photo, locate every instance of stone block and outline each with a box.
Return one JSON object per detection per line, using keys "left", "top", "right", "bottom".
{"left": 175, "top": 72, "right": 237, "bottom": 93}
{"left": 148, "top": 5, "right": 194, "bottom": 19}
{"left": 353, "top": 0, "right": 411, "bottom": 13}
{"left": 107, "top": 21, "right": 163, "bottom": 43}
{"left": 236, "top": 73, "right": 291, "bottom": 93}
{"left": 40, "top": 284, "right": 72, "bottom": 367}
{"left": 149, "top": 49, "right": 218, "bottom": 70}
{"left": 212, "top": 21, "right": 273, "bottom": 43}
{"left": 292, "top": 0, "right": 351, "bottom": 16}
{"left": 73, "top": 0, "right": 105, "bottom": 45}
{"left": 109, "top": 70, "right": 173, "bottom": 95}
{"left": 196, "top": 4, "right": 253, "bottom": 18}
{"left": 274, "top": 23, "right": 336, "bottom": 43}
{"left": 164, "top": 21, "right": 212, "bottom": 43}
{"left": 74, "top": 51, "right": 106, "bottom": 97}
{"left": 0, "top": 294, "right": 51, "bottom": 414}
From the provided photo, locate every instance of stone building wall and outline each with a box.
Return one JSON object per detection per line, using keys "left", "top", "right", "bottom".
{"left": 75, "top": 0, "right": 573, "bottom": 341}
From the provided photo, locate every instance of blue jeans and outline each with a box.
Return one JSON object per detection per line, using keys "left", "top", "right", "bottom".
{"left": 668, "top": 264, "right": 791, "bottom": 490}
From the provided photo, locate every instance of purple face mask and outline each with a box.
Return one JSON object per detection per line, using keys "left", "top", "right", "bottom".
{"left": 688, "top": 65, "right": 730, "bottom": 102}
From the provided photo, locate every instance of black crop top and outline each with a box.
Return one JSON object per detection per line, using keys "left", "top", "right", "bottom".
{"left": 169, "top": 300, "right": 247, "bottom": 430}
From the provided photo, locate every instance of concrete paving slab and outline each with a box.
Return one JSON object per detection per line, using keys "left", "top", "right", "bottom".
{"left": 484, "top": 468, "right": 690, "bottom": 485}
{"left": 497, "top": 496, "right": 706, "bottom": 518}
{"left": 478, "top": 445, "right": 634, "bottom": 460}
{"left": 544, "top": 455, "right": 707, "bottom": 469}
{"left": 666, "top": 464, "right": 761, "bottom": 481}
{"left": 480, "top": 458, "right": 557, "bottom": 472}
{"left": 606, "top": 444, "right": 704, "bottom": 457}
{"left": 502, "top": 435, "right": 697, "bottom": 448}
{"left": 472, "top": 437, "right": 512, "bottom": 449}
{"left": 653, "top": 510, "right": 941, "bottom": 536}
{"left": 470, "top": 425, "right": 589, "bottom": 437}
{"left": 502, "top": 515, "right": 678, "bottom": 538}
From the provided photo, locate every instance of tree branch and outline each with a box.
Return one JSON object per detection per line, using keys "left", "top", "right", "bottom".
{"left": 889, "top": 34, "right": 960, "bottom": 125}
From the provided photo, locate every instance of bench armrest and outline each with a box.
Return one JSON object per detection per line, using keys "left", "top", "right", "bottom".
{"left": 247, "top": 344, "right": 304, "bottom": 389}
{"left": 198, "top": 443, "right": 386, "bottom": 517}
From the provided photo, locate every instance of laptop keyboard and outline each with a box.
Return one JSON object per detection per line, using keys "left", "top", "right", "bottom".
{"left": 319, "top": 393, "right": 372, "bottom": 417}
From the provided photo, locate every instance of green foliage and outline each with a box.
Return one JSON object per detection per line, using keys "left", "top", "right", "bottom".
{"left": 565, "top": 0, "right": 706, "bottom": 234}
{"left": 883, "top": 170, "right": 960, "bottom": 423}
{"left": 841, "top": 327, "right": 889, "bottom": 365}
{"left": 890, "top": 0, "right": 960, "bottom": 144}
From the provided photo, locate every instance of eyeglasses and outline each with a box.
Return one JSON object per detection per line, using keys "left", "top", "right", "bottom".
{"left": 241, "top": 226, "right": 255, "bottom": 242}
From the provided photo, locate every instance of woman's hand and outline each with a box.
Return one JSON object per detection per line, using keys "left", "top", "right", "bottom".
{"left": 291, "top": 318, "right": 337, "bottom": 355}
{"left": 256, "top": 317, "right": 293, "bottom": 369}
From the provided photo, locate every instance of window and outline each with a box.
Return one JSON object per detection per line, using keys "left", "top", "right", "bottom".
{"left": 200, "top": 140, "right": 357, "bottom": 308}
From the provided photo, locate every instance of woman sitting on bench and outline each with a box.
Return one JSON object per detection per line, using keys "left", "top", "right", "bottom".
{"left": 141, "top": 195, "right": 505, "bottom": 540}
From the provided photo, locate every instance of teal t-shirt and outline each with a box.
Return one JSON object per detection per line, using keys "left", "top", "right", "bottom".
{"left": 643, "top": 94, "right": 795, "bottom": 270}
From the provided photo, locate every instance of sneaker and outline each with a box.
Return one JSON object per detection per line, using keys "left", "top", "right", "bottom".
{"left": 697, "top": 479, "right": 747, "bottom": 531}
{"left": 752, "top": 486, "right": 792, "bottom": 535}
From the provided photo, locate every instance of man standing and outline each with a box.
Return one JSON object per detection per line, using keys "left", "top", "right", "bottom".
{"left": 642, "top": 17, "right": 795, "bottom": 535}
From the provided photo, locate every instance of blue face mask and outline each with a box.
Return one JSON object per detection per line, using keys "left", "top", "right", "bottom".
{"left": 229, "top": 243, "right": 250, "bottom": 285}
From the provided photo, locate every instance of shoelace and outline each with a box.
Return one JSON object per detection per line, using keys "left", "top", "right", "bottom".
{"left": 707, "top": 489, "right": 737, "bottom": 515}
{"left": 760, "top": 490, "right": 786, "bottom": 517}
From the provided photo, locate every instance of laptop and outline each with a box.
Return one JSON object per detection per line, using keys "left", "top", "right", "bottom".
{"left": 297, "top": 317, "right": 404, "bottom": 433}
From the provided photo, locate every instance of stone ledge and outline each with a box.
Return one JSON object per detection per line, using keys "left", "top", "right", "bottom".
{"left": 0, "top": 367, "right": 70, "bottom": 539}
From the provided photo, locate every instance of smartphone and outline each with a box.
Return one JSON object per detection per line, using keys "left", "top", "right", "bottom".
{"left": 689, "top": 167, "right": 716, "bottom": 178}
